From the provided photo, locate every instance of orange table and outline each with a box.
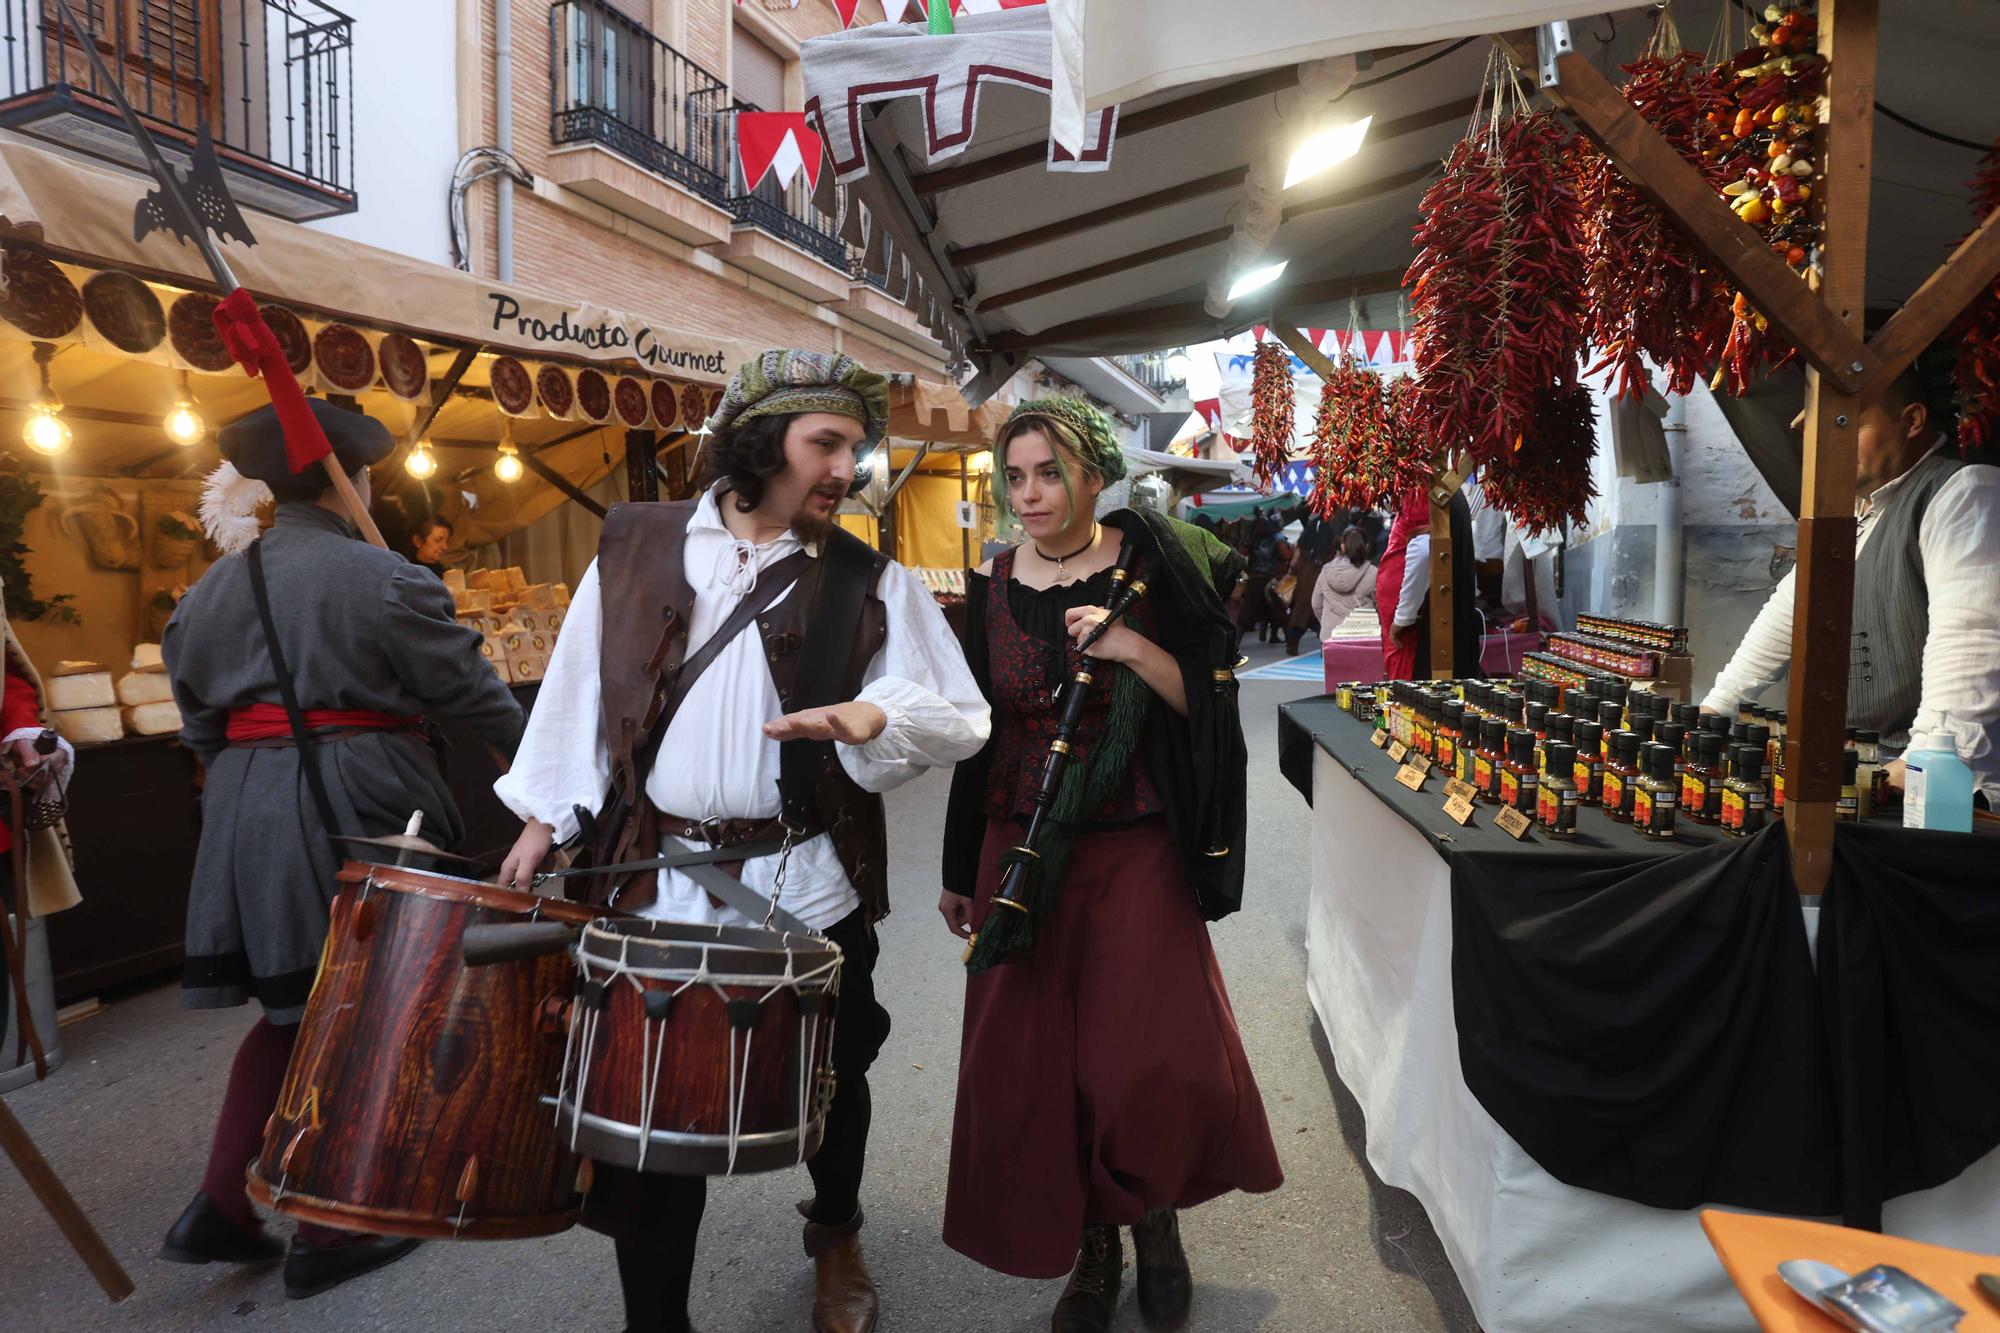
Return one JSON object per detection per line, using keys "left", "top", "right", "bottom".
{"left": 1701, "top": 1209, "right": 2000, "bottom": 1331}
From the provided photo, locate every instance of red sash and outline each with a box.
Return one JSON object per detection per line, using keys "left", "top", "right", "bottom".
{"left": 225, "top": 703, "right": 423, "bottom": 743}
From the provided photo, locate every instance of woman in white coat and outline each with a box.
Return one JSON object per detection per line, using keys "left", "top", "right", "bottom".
{"left": 1310, "top": 526, "right": 1378, "bottom": 641}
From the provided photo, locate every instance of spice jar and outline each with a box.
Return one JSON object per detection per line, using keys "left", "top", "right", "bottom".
{"left": 1500, "top": 727, "right": 1540, "bottom": 818}
{"left": 1542, "top": 712, "right": 1575, "bottom": 776}
{"left": 1721, "top": 745, "right": 1769, "bottom": 838}
{"left": 1538, "top": 741, "right": 1580, "bottom": 838}
{"left": 1412, "top": 690, "right": 1435, "bottom": 760}
{"left": 1853, "top": 728, "right": 1881, "bottom": 817}
{"left": 1656, "top": 721, "right": 1688, "bottom": 780}
{"left": 1737, "top": 698, "right": 1758, "bottom": 726}
{"left": 1602, "top": 732, "right": 1642, "bottom": 823}
{"left": 1837, "top": 747, "right": 1861, "bottom": 822}
{"left": 1572, "top": 720, "right": 1605, "bottom": 805}
{"left": 1684, "top": 731, "right": 1724, "bottom": 825}
{"left": 1598, "top": 701, "right": 1624, "bottom": 759}
{"left": 1438, "top": 699, "right": 1464, "bottom": 775}
{"left": 1475, "top": 717, "right": 1507, "bottom": 804}
{"left": 1633, "top": 743, "right": 1679, "bottom": 840}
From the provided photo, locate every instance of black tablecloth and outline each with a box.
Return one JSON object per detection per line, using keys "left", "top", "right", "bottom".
{"left": 1280, "top": 695, "right": 2000, "bottom": 1227}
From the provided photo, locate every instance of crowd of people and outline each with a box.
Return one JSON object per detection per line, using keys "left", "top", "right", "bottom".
{"left": 1188, "top": 504, "right": 1389, "bottom": 655}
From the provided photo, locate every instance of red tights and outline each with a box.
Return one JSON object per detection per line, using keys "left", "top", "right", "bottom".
{"left": 200, "top": 1017, "right": 346, "bottom": 1245}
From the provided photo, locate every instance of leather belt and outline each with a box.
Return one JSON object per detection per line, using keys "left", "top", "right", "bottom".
{"left": 658, "top": 812, "right": 824, "bottom": 849}
{"left": 231, "top": 727, "right": 418, "bottom": 749}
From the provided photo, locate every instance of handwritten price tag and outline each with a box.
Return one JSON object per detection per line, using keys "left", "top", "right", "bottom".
{"left": 1444, "top": 792, "right": 1476, "bottom": 825}
{"left": 1494, "top": 806, "right": 1534, "bottom": 840}
{"left": 1370, "top": 730, "right": 1390, "bottom": 749}
{"left": 1387, "top": 740, "right": 1410, "bottom": 763}
{"left": 1395, "top": 762, "right": 1428, "bottom": 792}
{"left": 1443, "top": 778, "right": 1478, "bottom": 803}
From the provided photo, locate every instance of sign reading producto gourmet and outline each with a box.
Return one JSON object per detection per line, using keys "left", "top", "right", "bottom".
{"left": 482, "top": 293, "right": 744, "bottom": 379}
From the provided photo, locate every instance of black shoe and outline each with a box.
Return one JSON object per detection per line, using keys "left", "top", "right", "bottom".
{"left": 1131, "top": 1208, "right": 1192, "bottom": 1330}
{"left": 283, "top": 1234, "right": 422, "bottom": 1300}
{"left": 159, "top": 1191, "right": 285, "bottom": 1266}
{"left": 1050, "top": 1224, "right": 1122, "bottom": 1333}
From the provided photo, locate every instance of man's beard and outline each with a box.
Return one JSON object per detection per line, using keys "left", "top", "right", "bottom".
{"left": 789, "top": 485, "right": 845, "bottom": 543}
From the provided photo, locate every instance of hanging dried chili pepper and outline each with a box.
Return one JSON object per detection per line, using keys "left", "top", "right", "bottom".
{"left": 1481, "top": 381, "right": 1600, "bottom": 535}
{"left": 1951, "top": 138, "right": 2000, "bottom": 452}
{"left": 1249, "top": 338, "right": 1295, "bottom": 487}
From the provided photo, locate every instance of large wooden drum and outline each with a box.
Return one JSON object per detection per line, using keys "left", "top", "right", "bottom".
{"left": 556, "top": 919, "right": 842, "bottom": 1176}
{"left": 247, "top": 862, "right": 608, "bottom": 1239}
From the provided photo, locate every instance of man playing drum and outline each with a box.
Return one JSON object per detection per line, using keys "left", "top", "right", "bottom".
{"left": 159, "top": 401, "right": 526, "bottom": 1298}
{"left": 496, "top": 349, "right": 988, "bottom": 1333}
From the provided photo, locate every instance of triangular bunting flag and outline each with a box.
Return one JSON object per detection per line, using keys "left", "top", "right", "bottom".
{"left": 1307, "top": 328, "right": 1327, "bottom": 349}
{"left": 736, "top": 112, "right": 824, "bottom": 194}
{"left": 1332, "top": 329, "right": 1352, "bottom": 352}
{"left": 1363, "top": 330, "right": 1385, "bottom": 364}
{"left": 1252, "top": 325, "right": 1267, "bottom": 344}
{"left": 831, "top": 0, "right": 862, "bottom": 23}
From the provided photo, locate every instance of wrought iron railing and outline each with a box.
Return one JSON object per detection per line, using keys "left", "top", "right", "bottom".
{"left": 549, "top": 0, "right": 729, "bottom": 203}
{"left": 0, "top": 0, "right": 356, "bottom": 213}
{"left": 1115, "top": 348, "right": 1189, "bottom": 398}
{"left": 849, "top": 246, "right": 893, "bottom": 293}
{"left": 725, "top": 100, "right": 846, "bottom": 269}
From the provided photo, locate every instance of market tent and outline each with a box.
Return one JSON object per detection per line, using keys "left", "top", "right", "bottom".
{"left": 802, "top": 2, "right": 1997, "bottom": 380}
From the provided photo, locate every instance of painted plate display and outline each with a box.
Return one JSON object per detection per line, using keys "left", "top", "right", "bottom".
{"left": 536, "top": 363, "right": 574, "bottom": 418}
{"left": 262, "top": 305, "right": 313, "bottom": 376}
{"left": 614, "top": 376, "right": 650, "bottom": 428}
{"left": 679, "top": 383, "right": 707, "bottom": 429}
{"left": 575, "top": 367, "right": 612, "bottom": 422}
{"left": 707, "top": 387, "right": 726, "bottom": 419}
{"left": 378, "top": 333, "right": 429, "bottom": 401}
{"left": 490, "top": 356, "right": 534, "bottom": 415}
{"left": 168, "top": 292, "right": 233, "bottom": 372}
{"left": 0, "top": 249, "right": 82, "bottom": 340}
{"left": 650, "top": 380, "right": 679, "bottom": 429}
{"left": 314, "top": 323, "right": 376, "bottom": 392}
{"left": 80, "top": 270, "right": 164, "bottom": 353}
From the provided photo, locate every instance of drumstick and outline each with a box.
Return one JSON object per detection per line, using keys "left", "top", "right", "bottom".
{"left": 0, "top": 1099, "right": 134, "bottom": 1302}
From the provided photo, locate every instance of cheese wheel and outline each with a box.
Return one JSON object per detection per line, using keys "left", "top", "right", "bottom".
{"left": 116, "top": 672, "right": 175, "bottom": 706}
{"left": 55, "top": 706, "right": 123, "bottom": 745}
{"left": 48, "top": 672, "right": 115, "bottom": 711}
{"left": 122, "top": 701, "right": 183, "bottom": 736}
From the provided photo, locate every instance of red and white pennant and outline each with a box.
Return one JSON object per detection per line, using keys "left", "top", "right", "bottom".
{"left": 736, "top": 112, "right": 825, "bottom": 193}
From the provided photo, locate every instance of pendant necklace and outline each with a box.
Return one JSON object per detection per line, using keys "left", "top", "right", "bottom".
{"left": 1035, "top": 524, "right": 1097, "bottom": 583}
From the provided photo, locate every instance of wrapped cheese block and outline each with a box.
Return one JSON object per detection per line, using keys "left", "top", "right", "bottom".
{"left": 523, "top": 583, "right": 557, "bottom": 609}
{"left": 442, "top": 568, "right": 467, "bottom": 594}
{"left": 553, "top": 583, "right": 571, "bottom": 607}
{"left": 525, "top": 632, "right": 553, "bottom": 659}
{"left": 513, "top": 609, "right": 548, "bottom": 634}
{"left": 123, "top": 701, "right": 183, "bottom": 736}
{"left": 55, "top": 706, "right": 124, "bottom": 745}
{"left": 49, "top": 671, "right": 115, "bottom": 712}
{"left": 504, "top": 567, "right": 528, "bottom": 593}
{"left": 131, "top": 643, "right": 167, "bottom": 673}
{"left": 468, "top": 569, "right": 497, "bottom": 591}
{"left": 510, "top": 654, "right": 548, "bottom": 684}
{"left": 116, "top": 671, "right": 176, "bottom": 706}
{"left": 498, "top": 627, "right": 529, "bottom": 658}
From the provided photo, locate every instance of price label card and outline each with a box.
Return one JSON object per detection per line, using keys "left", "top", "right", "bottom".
{"left": 1371, "top": 730, "right": 1390, "bottom": 749}
{"left": 1443, "top": 778, "right": 1478, "bottom": 803}
{"left": 1494, "top": 806, "right": 1534, "bottom": 840}
{"left": 1388, "top": 740, "right": 1410, "bottom": 763}
{"left": 1395, "top": 762, "right": 1428, "bottom": 792}
{"left": 1444, "top": 792, "right": 1476, "bottom": 825}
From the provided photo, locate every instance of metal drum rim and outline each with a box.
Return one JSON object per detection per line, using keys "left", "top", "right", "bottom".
{"left": 576, "top": 918, "right": 842, "bottom": 970}
{"left": 335, "top": 860, "right": 618, "bottom": 926}
{"left": 554, "top": 1103, "right": 828, "bottom": 1176}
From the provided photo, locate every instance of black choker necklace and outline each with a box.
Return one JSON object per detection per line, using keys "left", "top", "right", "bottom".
{"left": 1034, "top": 525, "right": 1097, "bottom": 582}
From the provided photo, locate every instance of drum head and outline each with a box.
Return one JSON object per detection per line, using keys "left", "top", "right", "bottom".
{"left": 336, "top": 860, "right": 610, "bottom": 926}
{"left": 577, "top": 919, "right": 841, "bottom": 979}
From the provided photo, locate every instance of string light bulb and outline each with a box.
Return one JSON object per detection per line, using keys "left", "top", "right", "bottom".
{"left": 494, "top": 441, "right": 523, "bottom": 483}
{"left": 405, "top": 441, "right": 438, "bottom": 479}
{"left": 23, "top": 342, "right": 68, "bottom": 456}
{"left": 163, "top": 374, "right": 204, "bottom": 446}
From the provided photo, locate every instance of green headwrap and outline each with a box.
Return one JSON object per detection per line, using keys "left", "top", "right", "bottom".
{"left": 707, "top": 349, "right": 891, "bottom": 444}
{"left": 998, "top": 396, "right": 1127, "bottom": 482}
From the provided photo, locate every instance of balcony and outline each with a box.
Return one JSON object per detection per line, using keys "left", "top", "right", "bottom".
{"left": 1115, "top": 348, "right": 1191, "bottom": 400}
{"left": 547, "top": 0, "right": 735, "bottom": 245}
{"left": 0, "top": 0, "right": 357, "bottom": 220}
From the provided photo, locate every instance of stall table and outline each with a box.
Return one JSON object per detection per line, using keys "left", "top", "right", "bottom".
{"left": 1319, "top": 626, "right": 1542, "bottom": 693}
{"left": 1278, "top": 697, "right": 2000, "bottom": 1333}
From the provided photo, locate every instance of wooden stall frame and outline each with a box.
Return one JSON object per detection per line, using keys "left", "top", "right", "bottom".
{"left": 1495, "top": 11, "right": 2000, "bottom": 892}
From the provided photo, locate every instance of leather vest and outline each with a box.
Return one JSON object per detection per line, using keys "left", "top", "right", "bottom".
{"left": 592, "top": 500, "right": 893, "bottom": 919}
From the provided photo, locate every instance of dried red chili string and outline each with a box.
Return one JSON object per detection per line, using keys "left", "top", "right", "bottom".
{"left": 1249, "top": 338, "right": 1295, "bottom": 487}
{"left": 1951, "top": 139, "right": 2000, "bottom": 452}
{"left": 1480, "top": 381, "right": 1599, "bottom": 535}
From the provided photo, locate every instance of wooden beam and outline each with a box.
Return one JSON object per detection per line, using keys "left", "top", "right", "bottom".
{"left": 981, "top": 269, "right": 1410, "bottom": 356}
{"left": 1269, "top": 320, "right": 1338, "bottom": 382}
{"left": 517, "top": 446, "right": 609, "bottom": 518}
{"left": 1860, "top": 206, "right": 2000, "bottom": 400}
{"left": 410, "top": 345, "right": 480, "bottom": 442}
{"left": 1783, "top": 0, "right": 1877, "bottom": 896}
{"left": 953, "top": 168, "right": 1247, "bottom": 269}
{"left": 1494, "top": 32, "right": 1874, "bottom": 394}
{"left": 975, "top": 165, "right": 1433, "bottom": 313}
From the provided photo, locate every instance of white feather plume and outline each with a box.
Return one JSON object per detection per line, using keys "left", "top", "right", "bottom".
{"left": 197, "top": 462, "right": 272, "bottom": 557}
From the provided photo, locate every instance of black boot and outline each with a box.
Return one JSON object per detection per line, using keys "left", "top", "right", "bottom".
{"left": 159, "top": 1191, "right": 285, "bottom": 1265}
{"left": 282, "top": 1234, "right": 422, "bottom": 1300}
{"left": 1131, "top": 1208, "right": 1193, "bottom": 1330}
{"left": 1050, "top": 1223, "right": 1122, "bottom": 1333}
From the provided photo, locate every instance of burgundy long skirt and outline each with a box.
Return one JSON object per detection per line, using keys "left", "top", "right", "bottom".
{"left": 944, "top": 817, "right": 1284, "bottom": 1279}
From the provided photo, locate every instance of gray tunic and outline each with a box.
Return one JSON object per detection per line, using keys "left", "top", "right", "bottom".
{"left": 163, "top": 502, "right": 524, "bottom": 1022}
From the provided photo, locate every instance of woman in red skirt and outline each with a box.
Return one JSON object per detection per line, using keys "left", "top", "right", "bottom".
{"left": 939, "top": 398, "right": 1283, "bottom": 1333}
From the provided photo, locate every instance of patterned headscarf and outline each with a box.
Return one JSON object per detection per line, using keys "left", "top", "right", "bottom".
{"left": 706, "top": 349, "right": 890, "bottom": 444}
{"left": 999, "top": 396, "right": 1128, "bottom": 483}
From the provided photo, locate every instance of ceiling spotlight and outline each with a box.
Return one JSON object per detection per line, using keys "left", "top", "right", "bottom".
{"left": 405, "top": 442, "right": 438, "bottom": 480}
{"left": 1226, "top": 261, "right": 1289, "bottom": 303}
{"left": 494, "top": 442, "right": 524, "bottom": 483}
{"left": 1284, "top": 115, "right": 1372, "bottom": 189}
{"left": 22, "top": 401, "right": 69, "bottom": 456}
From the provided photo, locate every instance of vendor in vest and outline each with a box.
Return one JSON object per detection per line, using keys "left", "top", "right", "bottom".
{"left": 495, "top": 349, "right": 989, "bottom": 1333}
{"left": 160, "top": 400, "right": 525, "bottom": 1296}
{"left": 1701, "top": 367, "right": 2000, "bottom": 804}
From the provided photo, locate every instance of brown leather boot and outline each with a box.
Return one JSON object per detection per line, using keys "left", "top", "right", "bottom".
{"left": 802, "top": 1207, "right": 879, "bottom": 1333}
{"left": 1050, "top": 1224, "right": 1122, "bottom": 1333}
{"left": 1131, "top": 1208, "right": 1192, "bottom": 1329}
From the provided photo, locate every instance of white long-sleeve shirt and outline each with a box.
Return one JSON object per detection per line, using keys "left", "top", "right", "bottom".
{"left": 496, "top": 488, "right": 990, "bottom": 930}
{"left": 1701, "top": 447, "right": 2000, "bottom": 804}
{"left": 1394, "top": 534, "right": 1431, "bottom": 629}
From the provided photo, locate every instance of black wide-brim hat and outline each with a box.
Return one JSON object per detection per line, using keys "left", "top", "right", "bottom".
{"left": 218, "top": 398, "right": 394, "bottom": 499}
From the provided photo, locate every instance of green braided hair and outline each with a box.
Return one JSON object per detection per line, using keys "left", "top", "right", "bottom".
{"left": 991, "top": 396, "right": 1128, "bottom": 528}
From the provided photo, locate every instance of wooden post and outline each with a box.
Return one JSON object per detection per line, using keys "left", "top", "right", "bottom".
{"left": 0, "top": 1099, "right": 134, "bottom": 1302}
{"left": 624, "top": 429, "right": 659, "bottom": 503}
{"left": 1785, "top": 0, "right": 1877, "bottom": 895}
{"left": 1428, "top": 461, "right": 1465, "bottom": 680}
{"left": 959, "top": 453, "right": 972, "bottom": 569}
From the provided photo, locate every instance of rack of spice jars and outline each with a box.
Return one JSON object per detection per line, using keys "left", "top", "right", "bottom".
{"left": 1543, "top": 613, "right": 1694, "bottom": 699}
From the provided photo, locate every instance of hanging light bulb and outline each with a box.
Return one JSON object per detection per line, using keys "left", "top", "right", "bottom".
{"left": 22, "top": 401, "right": 69, "bottom": 456}
{"left": 494, "top": 441, "right": 523, "bottom": 483}
{"left": 405, "top": 441, "right": 438, "bottom": 479}
{"left": 163, "top": 372, "right": 204, "bottom": 446}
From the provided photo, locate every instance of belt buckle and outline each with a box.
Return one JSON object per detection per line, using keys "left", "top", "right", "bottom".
{"left": 697, "top": 814, "right": 728, "bottom": 847}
